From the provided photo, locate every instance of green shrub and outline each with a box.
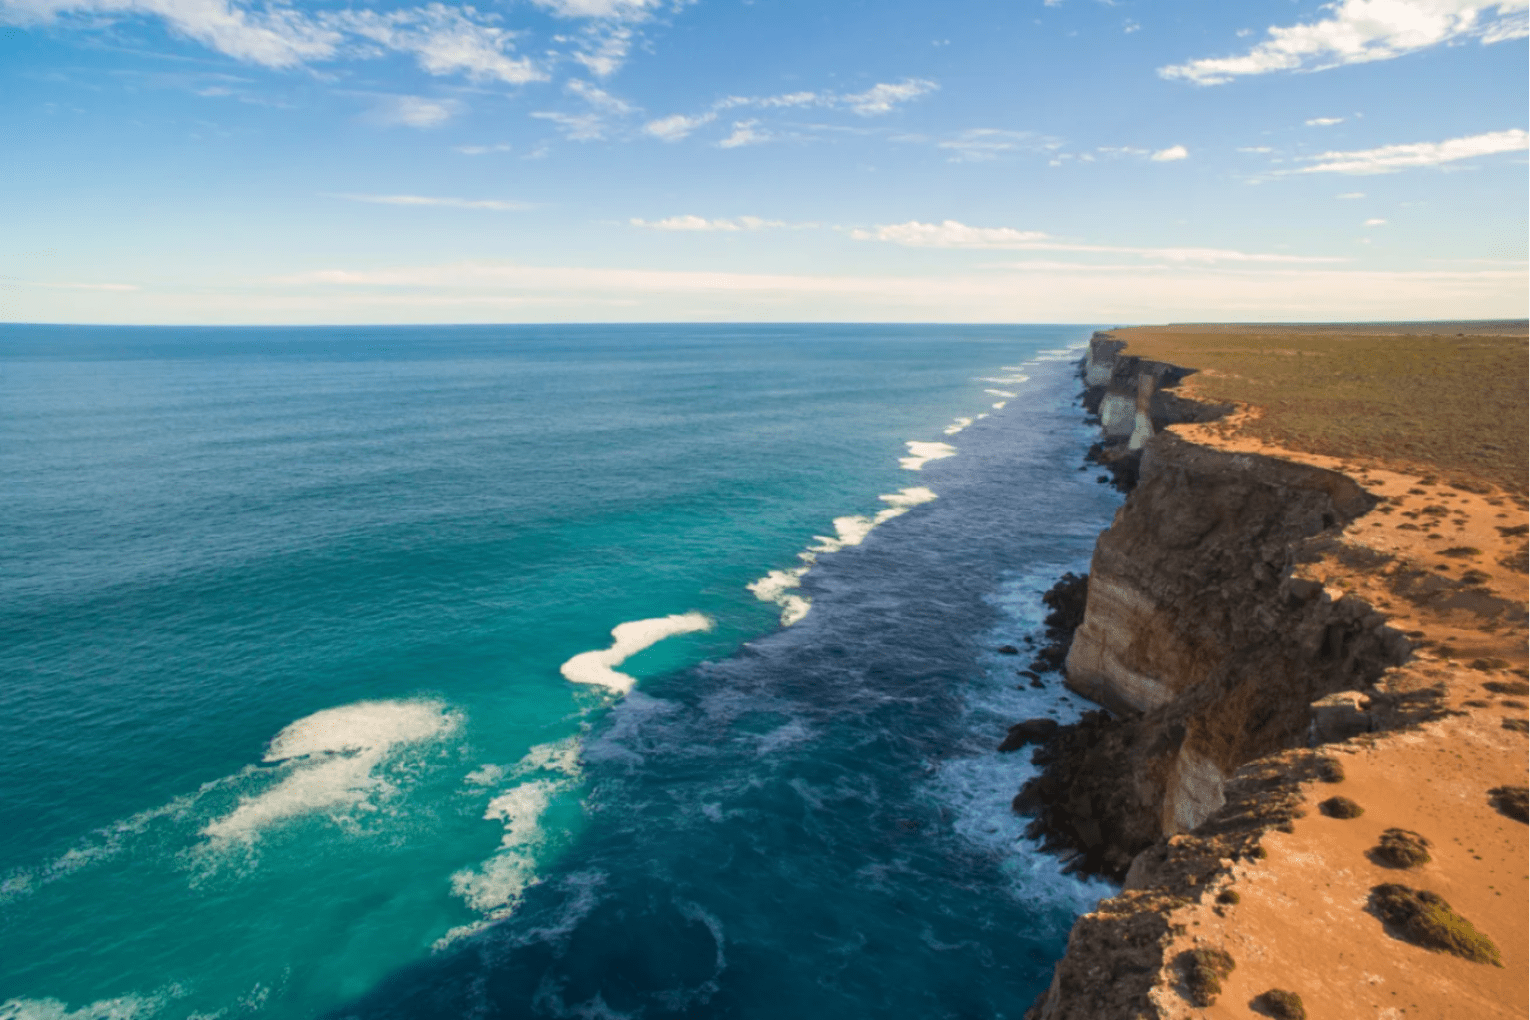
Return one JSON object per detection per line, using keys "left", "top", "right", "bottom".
{"left": 1254, "top": 988, "right": 1306, "bottom": 1019}
{"left": 1371, "top": 884, "right": 1502, "bottom": 966}
{"left": 1373, "top": 828, "right": 1432, "bottom": 868}
{"left": 1179, "top": 947, "right": 1235, "bottom": 1006}
{"left": 1319, "top": 796, "right": 1364, "bottom": 819}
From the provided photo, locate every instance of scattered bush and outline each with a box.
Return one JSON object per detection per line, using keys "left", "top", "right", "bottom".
{"left": 1370, "top": 884, "right": 1502, "bottom": 966}
{"left": 1216, "top": 888, "right": 1240, "bottom": 905}
{"left": 1319, "top": 796, "right": 1364, "bottom": 819}
{"left": 1483, "top": 679, "right": 1528, "bottom": 695}
{"left": 1488, "top": 785, "right": 1528, "bottom": 823}
{"left": 1317, "top": 757, "right": 1345, "bottom": 783}
{"left": 1440, "top": 546, "right": 1482, "bottom": 557}
{"left": 1179, "top": 947, "right": 1235, "bottom": 1006}
{"left": 1373, "top": 828, "right": 1432, "bottom": 868}
{"left": 1253, "top": 988, "right": 1307, "bottom": 1020}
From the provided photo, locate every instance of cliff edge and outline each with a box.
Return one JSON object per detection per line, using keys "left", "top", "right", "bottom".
{"left": 1021, "top": 323, "right": 1528, "bottom": 1020}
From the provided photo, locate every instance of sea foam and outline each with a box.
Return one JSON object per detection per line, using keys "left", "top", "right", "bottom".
{"left": 438, "top": 737, "right": 585, "bottom": 950}
{"left": 560, "top": 613, "right": 713, "bottom": 694}
{"left": 201, "top": 699, "right": 458, "bottom": 842}
{"left": 943, "top": 417, "right": 973, "bottom": 436}
{"left": 899, "top": 441, "right": 957, "bottom": 471}
{"left": 748, "top": 487, "right": 938, "bottom": 626}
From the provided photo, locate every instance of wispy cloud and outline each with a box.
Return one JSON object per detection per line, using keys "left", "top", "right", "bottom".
{"left": 636, "top": 78, "right": 939, "bottom": 147}
{"left": 629, "top": 215, "right": 792, "bottom": 231}
{"left": 330, "top": 193, "right": 534, "bottom": 210}
{"left": 0, "top": 0, "right": 676, "bottom": 88}
{"left": 1150, "top": 144, "right": 1188, "bottom": 161}
{"left": 1364, "top": 218, "right": 1388, "bottom": 225}
{"left": 842, "top": 78, "right": 938, "bottom": 115}
{"left": 455, "top": 142, "right": 512, "bottom": 155}
{"left": 1306, "top": 116, "right": 1345, "bottom": 126}
{"left": 719, "top": 120, "right": 766, "bottom": 148}
{"left": 934, "top": 128, "right": 1056, "bottom": 162}
{"left": 371, "top": 95, "right": 459, "bottom": 128}
{"left": 1292, "top": 128, "right": 1528, "bottom": 174}
{"left": 854, "top": 219, "right": 1348, "bottom": 263}
{"left": 1337, "top": 191, "right": 1366, "bottom": 198}
{"left": 1160, "top": 0, "right": 1529, "bottom": 85}
{"left": 643, "top": 111, "right": 716, "bottom": 141}
{"left": 0, "top": 0, "right": 549, "bottom": 83}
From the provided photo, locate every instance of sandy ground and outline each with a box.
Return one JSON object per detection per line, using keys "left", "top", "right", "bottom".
{"left": 1144, "top": 387, "right": 1528, "bottom": 1019}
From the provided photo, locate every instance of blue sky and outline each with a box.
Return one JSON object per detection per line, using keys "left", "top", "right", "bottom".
{"left": 2, "top": 0, "right": 1526, "bottom": 323}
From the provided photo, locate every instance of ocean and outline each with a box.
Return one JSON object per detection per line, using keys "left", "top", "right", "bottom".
{"left": 0, "top": 323, "right": 1121, "bottom": 1020}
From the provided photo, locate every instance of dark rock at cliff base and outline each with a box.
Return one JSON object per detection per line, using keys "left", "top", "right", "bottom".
{"left": 996, "top": 644, "right": 1020, "bottom": 655}
{"left": 998, "top": 718, "right": 1060, "bottom": 753}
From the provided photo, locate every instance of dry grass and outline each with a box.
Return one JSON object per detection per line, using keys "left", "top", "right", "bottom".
{"left": 1109, "top": 322, "right": 1529, "bottom": 497}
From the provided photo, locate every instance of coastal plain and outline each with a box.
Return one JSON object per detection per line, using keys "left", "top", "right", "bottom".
{"left": 1027, "top": 321, "right": 1528, "bottom": 1020}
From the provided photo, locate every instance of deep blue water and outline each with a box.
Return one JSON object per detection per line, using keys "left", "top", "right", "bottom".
{"left": 0, "top": 324, "right": 1120, "bottom": 1020}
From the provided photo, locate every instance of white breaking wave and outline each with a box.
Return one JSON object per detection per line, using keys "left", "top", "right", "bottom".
{"left": 943, "top": 416, "right": 973, "bottom": 436}
{"left": 0, "top": 986, "right": 183, "bottom": 1020}
{"left": 748, "top": 487, "right": 938, "bottom": 626}
{"left": 984, "top": 389, "right": 1017, "bottom": 398}
{"left": 437, "top": 737, "right": 585, "bottom": 951}
{"left": 202, "top": 699, "right": 458, "bottom": 842}
{"left": 992, "top": 401, "right": 1007, "bottom": 409}
{"left": 899, "top": 441, "right": 958, "bottom": 471}
{"left": 560, "top": 613, "right": 713, "bottom": 695}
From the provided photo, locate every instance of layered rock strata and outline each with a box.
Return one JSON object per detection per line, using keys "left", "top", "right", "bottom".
{"left": 1016, "top": 340, "right": 1412, "bottom": 880}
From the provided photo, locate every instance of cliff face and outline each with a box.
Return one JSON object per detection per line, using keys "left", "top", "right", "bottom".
{"left": 1016, "top": 338, "right": 1412, "bottom": 879}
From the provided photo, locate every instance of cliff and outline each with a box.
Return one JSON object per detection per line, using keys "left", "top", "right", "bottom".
{"left": 1019, "top": 327, "right": 1529, "bottom": 1019}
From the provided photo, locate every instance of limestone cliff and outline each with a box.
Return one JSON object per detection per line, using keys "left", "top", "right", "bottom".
{"left": 1016, "top": 338, "right": 1411, "bottom": 878}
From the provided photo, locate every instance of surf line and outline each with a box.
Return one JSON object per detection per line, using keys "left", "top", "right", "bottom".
{"left": 560, "top": 613, "right": 714, "bottom": 695}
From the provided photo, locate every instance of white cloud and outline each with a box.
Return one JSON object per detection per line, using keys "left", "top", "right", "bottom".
{"left": 629, "top": 215, "right": 788, "bottom": 231}
{"left": 331, "top": 193, "right": 534, "bottom": 210}
{"left": 854, "top": 221, "right": 1051, "bottom": 248}
{"left": 1238, "top": 146, "right": 1274, "bottom": 153}
{"left": 566, "top": 78, "right": 635, "bottom": 113}
{"left": 336, "top": 5, "right": 542, "bottom": 84}
{"left": 855, "top": 219, "right": 1349, "bottom": 264}
{"left": 1150, "top": 144, "right": 1188, "bottom": 161}
{"left": 1364, "top": 217, "right": 1388, "bottom": 225}
{"left": 374, "top": 95, "right": 459, "bottom": 128}
{"left": 1306, "top": 116, "right": 1345, "bottom": 126}
{"left": 719, "top": 120, "right": 766, "bottom": 148}
{"left": 0, "top": 0, "right": 549, "bottom": 82}
{"left": 936, "top": 128, "right": 1053, "bottom": 162}
{"left": 528, "top": 0, "right": 655, "bottom": 16}
{"left": 643, "top": 111, "right": 715, "bottom": 141}
{"left": 455, "top": 142, "right": 512, "bottom": 154}
{"left": 1160, "top": 0, "right": 1530, "bottom": 85}
{"left": 1294, "top": 127, "right": 1528, "bottom": 173}
{"left": 1337, "top": 191, "right": 1366, "bottom": 198}
{"left": 842, "top": 78, "right": 938, "bottom": 115}
{"left": 531, "top": 109, "right": 606, "bottom": 140}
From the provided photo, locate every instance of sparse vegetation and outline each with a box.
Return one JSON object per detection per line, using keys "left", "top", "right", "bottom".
{"left": 1253, "top": 988, "right": 1307, "bottom": 1020}
{"left": 1440, "top": 546, "right": 1482, "bottom": 557}
{"left": 1373, "top": 828, "right": 1432, "bottom": 868}
{"left": 1111, "top": 324, "right": 1529, "bottom": 493}
{"left": 1488, "top": 785, "right": 1528, "bottom": 823}
{"left": 1482, "top": 679, "right": 1527, "bottom": 694}
{"left": 1179, "top": 947, "right": 1236, "bottom": 1006}
{"left": 1319, "top": 796, "right": 1364, "bottom": 819}
{"left": 1216, "top": 888, "right": 1240, "bottom": 905}
{"left": 1370, "top": 884, "right": 1502, "bottom": 966}
{"left": 1316, "top": 757, "right": 1345, "bottom": 783}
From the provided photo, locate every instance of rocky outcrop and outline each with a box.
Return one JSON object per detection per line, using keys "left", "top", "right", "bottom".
{"left": 1014, "top": 341, "right": 1413, "bottom": 881}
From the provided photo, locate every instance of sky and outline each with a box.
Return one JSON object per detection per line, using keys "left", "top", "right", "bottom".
{"left": 1, "top": 0, "right": 1527, "bottom": 324}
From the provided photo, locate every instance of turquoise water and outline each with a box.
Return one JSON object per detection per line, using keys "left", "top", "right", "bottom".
{"left": 0, "top": 324, "right": 1120, "bottom": 1019}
